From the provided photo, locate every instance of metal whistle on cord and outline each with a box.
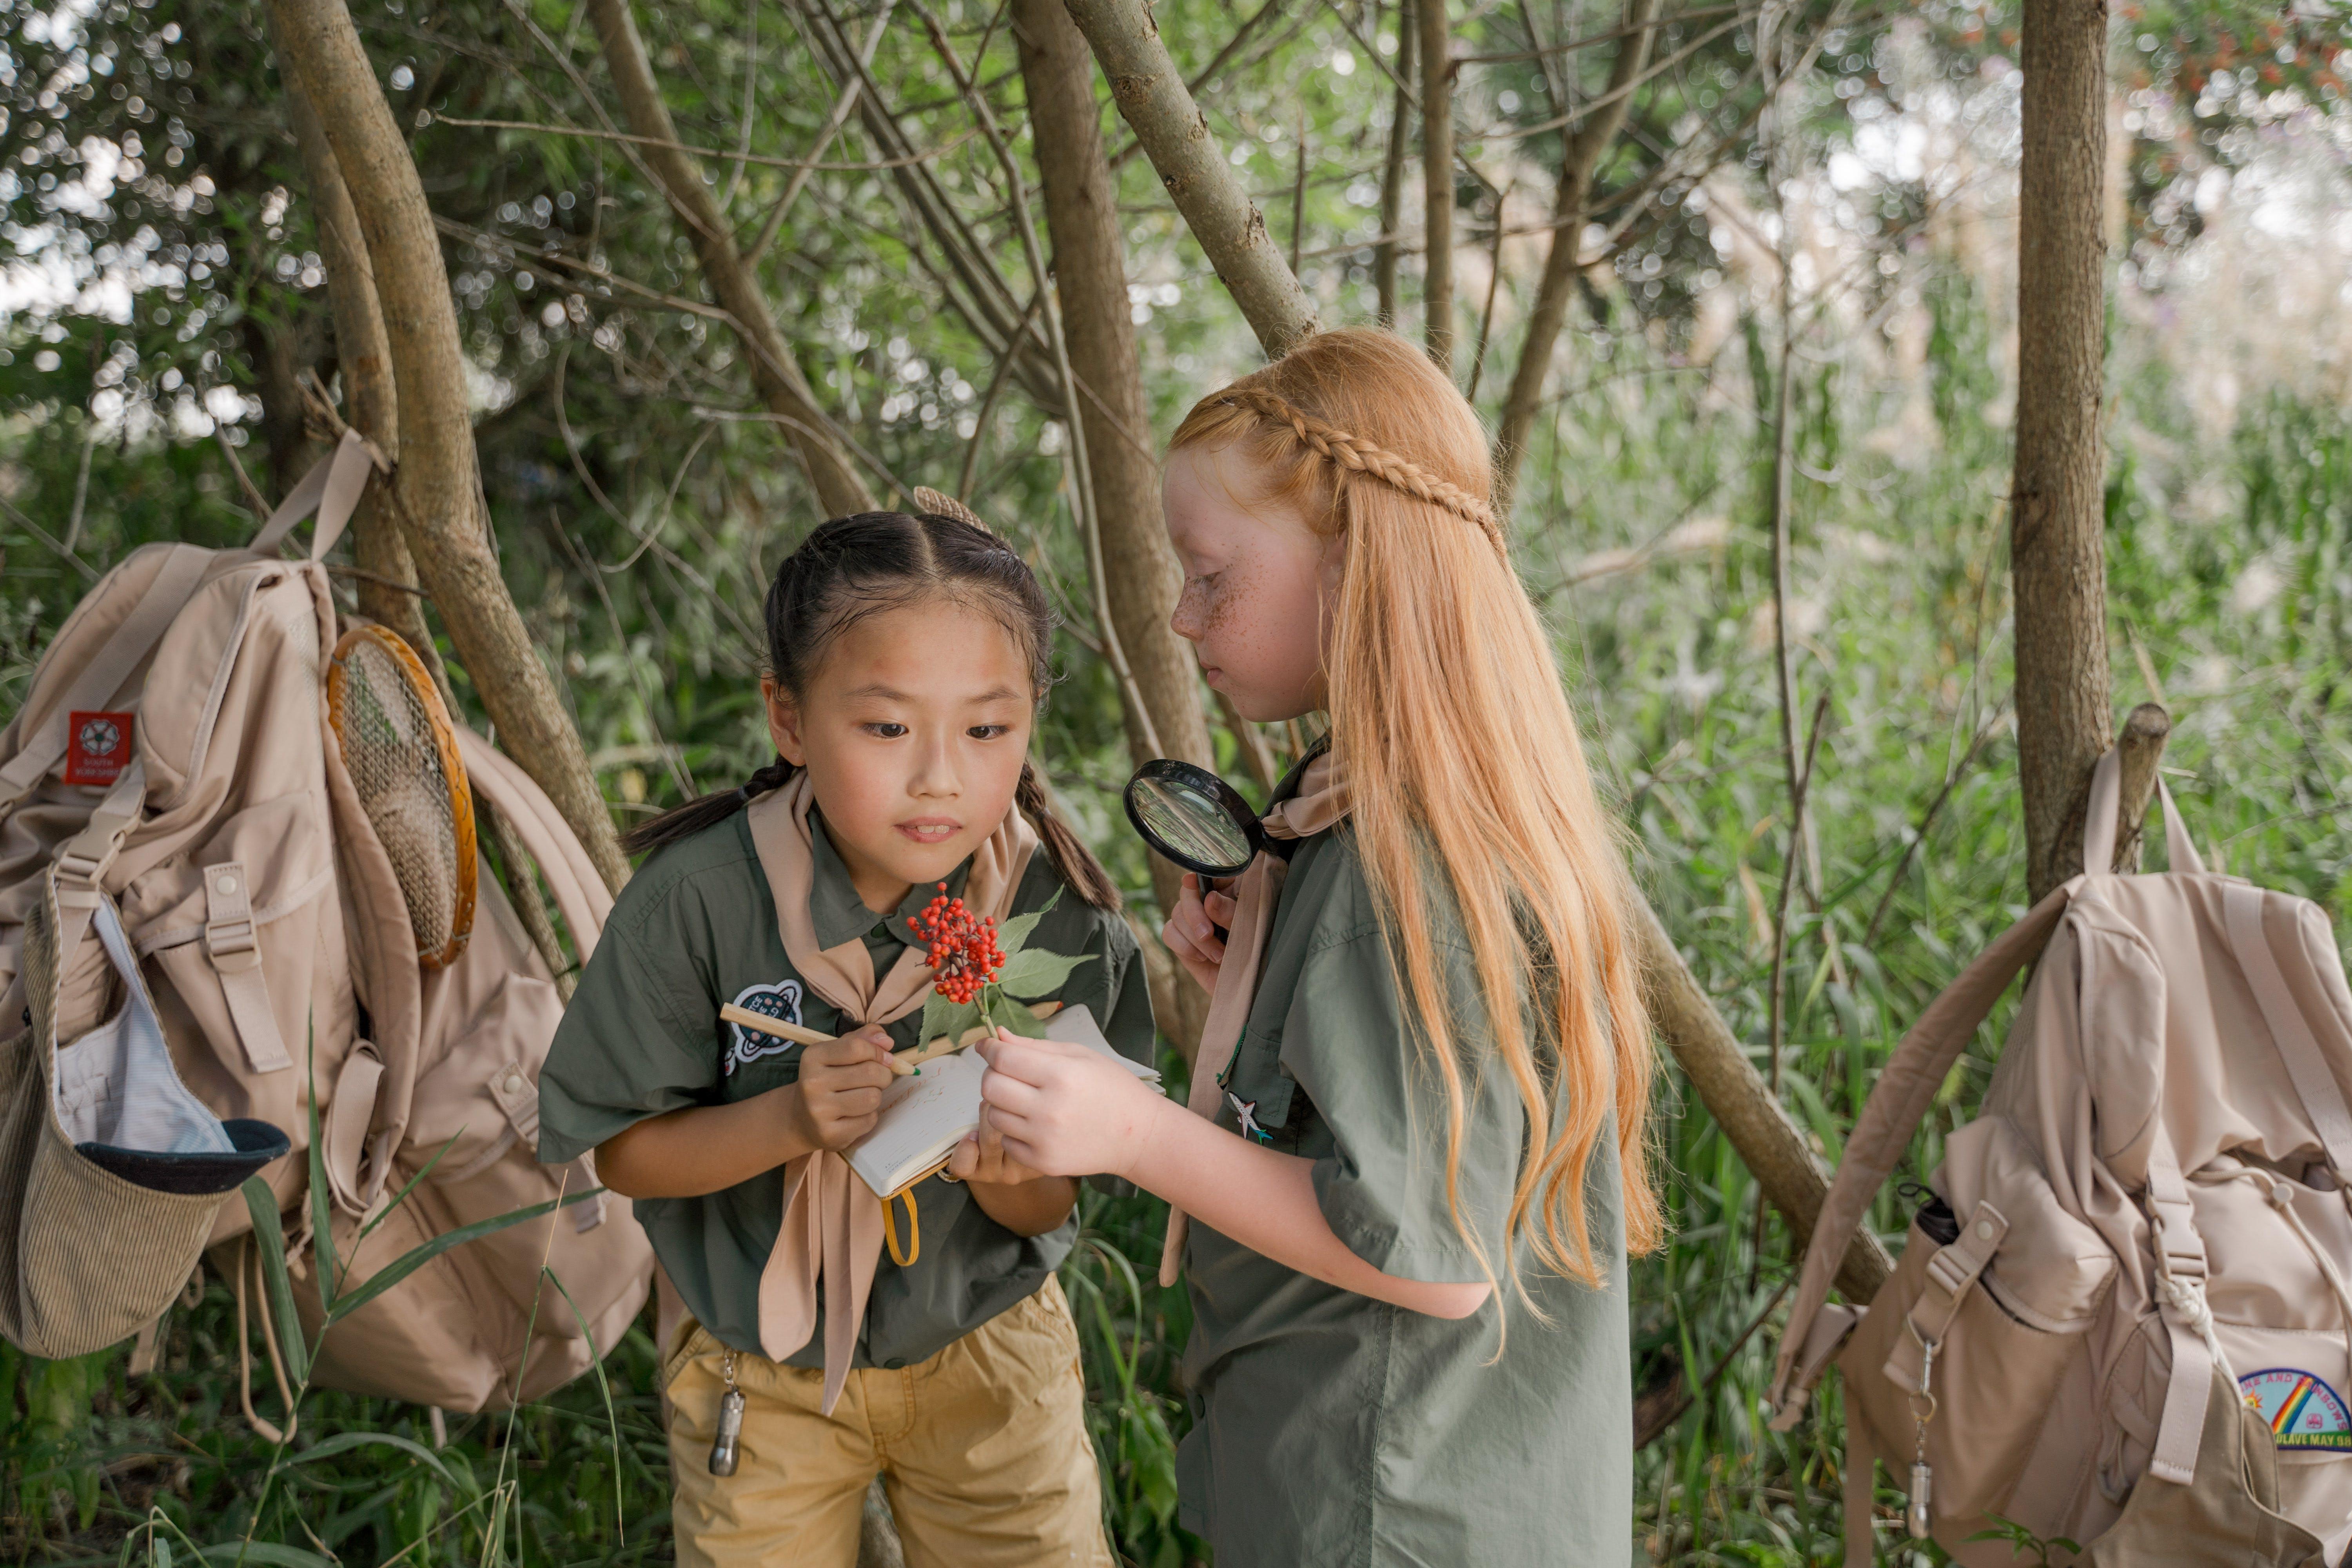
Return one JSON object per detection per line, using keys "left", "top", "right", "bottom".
{"left": 710, "top": 1350, "right": 745, "bottom": 1477}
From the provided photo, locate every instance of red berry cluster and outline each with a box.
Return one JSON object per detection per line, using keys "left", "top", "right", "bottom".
{"left": 909, "top": 883, "right": 1004, "bottom": 1005}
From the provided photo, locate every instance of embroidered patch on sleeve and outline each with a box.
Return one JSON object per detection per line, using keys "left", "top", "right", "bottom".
{"left": 2239, "top": 1368, "right": 2352, "bottom": 1450}
{"left": 724, "top": 980, "right": 806, "bottom": 1076}
{"left": 64, "top": 710, "right": 134, "bottom": 787}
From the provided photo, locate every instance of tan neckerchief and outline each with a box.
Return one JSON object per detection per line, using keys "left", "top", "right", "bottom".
{"left": 1158, "top": 746, "right": 1350, "bottom": 1286}
{"left": 744, "top": 772, "right": 1038, "bottom": 1413}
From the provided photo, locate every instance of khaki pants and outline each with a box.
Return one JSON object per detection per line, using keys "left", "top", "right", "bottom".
{"left": 662, "top": 1278, "right": 1113, "bottom": 1568}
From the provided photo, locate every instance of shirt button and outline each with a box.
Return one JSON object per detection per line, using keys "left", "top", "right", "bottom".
{"left": 503, "top": 1068, "right": 524, "bottom": 1093}
{"left": 1974, "top": 1220, "right": 1995, "bottom": 1241}
{"left": 882, "top": 1357, "right": 906, "bottom": 1370}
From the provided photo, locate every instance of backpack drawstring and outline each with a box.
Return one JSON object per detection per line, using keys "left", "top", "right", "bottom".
{"left": 2192, "top": 1163, "right": 2352, "bottom": 1377}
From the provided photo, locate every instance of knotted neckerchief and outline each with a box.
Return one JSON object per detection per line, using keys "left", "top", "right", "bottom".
{"left": 1157, "top": 747, "right": 1350, "bottom": 1287}
{"left": 744, "top": 772, "right": 1038, "bottom": 1413}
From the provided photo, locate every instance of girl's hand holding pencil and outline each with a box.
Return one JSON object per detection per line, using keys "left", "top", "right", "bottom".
{"left": 774, "top": 1022, "right": 897, "bottom": 1151}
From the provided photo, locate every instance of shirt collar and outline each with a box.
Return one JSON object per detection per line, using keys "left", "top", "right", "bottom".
{"left": 808, "top": 813, "right": 975, "bottom": 949}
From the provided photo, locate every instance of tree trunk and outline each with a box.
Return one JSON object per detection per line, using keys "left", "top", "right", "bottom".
{"left": 586, "top": 0, "right": 875, "bottom": 520}
{"left": 1418, "top": 0, "right": 1453, "bottom": 371}
{"left": 1062, "top": 0, "right": 1320, "bottom": 356}
{"left": 281, "top": 65, "right": 432, "bottom": 659}
{"left": 1492, "top": 0, "right": 1657, "bottom": 508}
{"left": 1016, "top": 0, "right": 1215, "bottom": 1047}
{"left": 1053, "top": 0, "right": 1890, "bottom": 1297}
{"left": 1374, "top": 0, "right": 1414, "bottom": 328}
{"left": 2011, "top": 0, "right": 2112, "bottom": 904}
{"left": 267, "top": 0, "right": 631, "bottom": 896}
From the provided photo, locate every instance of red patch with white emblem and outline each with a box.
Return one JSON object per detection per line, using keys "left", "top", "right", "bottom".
{"left": 64, "top": 710, "right": 133, "bottom": 787}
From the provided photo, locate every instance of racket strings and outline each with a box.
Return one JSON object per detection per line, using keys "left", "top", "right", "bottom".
{"left": 329, "top": 627, "right": 477, "bottom": 969}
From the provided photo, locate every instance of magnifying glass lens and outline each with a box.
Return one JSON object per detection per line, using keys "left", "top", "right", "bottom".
{"left": 1123, "top": 760, "right": 1261, "bottom": 881}
{"left": 1132, "top": 778, "right": 1252, "bottom": 867}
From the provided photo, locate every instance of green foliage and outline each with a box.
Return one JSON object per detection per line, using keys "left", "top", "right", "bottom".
{"left": 1, "top": 0, "right": 2348, "bottom": 1562}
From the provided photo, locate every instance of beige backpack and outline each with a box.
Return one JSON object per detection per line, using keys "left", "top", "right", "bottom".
{"left": 1771, "top": 748, "right": 2352, "bottom": 1564}
{"left": 0, "top": 432, "right": 652, "bottom": 1411}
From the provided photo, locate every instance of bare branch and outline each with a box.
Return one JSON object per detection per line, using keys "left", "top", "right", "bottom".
{"left": 426, "top": 111, "right": 976, "bottom": 172}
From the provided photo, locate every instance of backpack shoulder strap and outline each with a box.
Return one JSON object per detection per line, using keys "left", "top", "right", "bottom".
{"left": 0, "top": 544, "right": 209, "bottom": 818}
{"left": 1768, "top": 878, "right": 2077, "bottom": 1424}
{"left": 2220, "top": 882, "right": 2352, "bottom": 1176}
{"left": 452, "top": 726, "right": 612, "bottom": 961}
{"left": 246, "top": 428, "right": 373, "bottom": 562}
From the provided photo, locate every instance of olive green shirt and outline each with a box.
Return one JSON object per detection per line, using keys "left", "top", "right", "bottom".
{"left": 1176, "top": 762, "right": 1632, "bottom": 1567}
{"left": 536, "top": 809, "right": 1154, "bottom": 1370}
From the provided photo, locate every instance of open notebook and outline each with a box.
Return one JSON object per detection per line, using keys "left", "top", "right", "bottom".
{"left": 846, "top": 1004, "right": 1161, "bottom": 1199}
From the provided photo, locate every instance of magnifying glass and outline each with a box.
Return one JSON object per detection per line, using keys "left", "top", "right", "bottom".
{"left": 1126, "top": 760, "right": 1307, "bottom": 942}
{"left": 1122, "top": 760, "right": 1263, "bottom": 880}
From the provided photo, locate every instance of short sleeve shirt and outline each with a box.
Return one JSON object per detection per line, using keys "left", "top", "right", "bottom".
{"left": 1175, "top": 760, "right": 1633, "bottom": 1567}
{"left": 536, "top": 809, "right": 1156, "bottom": 1370}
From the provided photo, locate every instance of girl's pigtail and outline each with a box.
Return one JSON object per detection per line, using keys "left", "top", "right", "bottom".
{"left": 1016, "top": 760, "right": 1120, "bottom": 912}
{"left": 623, "top": 757, "right": 800, "bottom": 857}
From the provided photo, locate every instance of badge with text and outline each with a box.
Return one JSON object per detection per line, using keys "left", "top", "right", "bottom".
{"left": 2239, "top": 1368, "right": 2352, "bottom": 1450}
{"left": 724, "top": 980, "right": 806, "bottom": 1076}
{"left": 64, "top": 710, "right": 134, "bottom": 787}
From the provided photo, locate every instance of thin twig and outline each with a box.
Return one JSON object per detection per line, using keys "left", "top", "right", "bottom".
{"left": 0, "top": 495, "right": 98, "bottom": 580}
{"left": 1465, "top": 177, "right": 1512, "bottom": 401}
{"left": 960, "top": 292, "right": 1044, "bottom": 501}
{"left": 1633, "top": 1274, "right": 1794, "bottom": 1449}
{"left": 213, "top": 425, "right": 273, "bottom": 521}
{"left": 1863, "top": 704, "right": 2007, "bottom": 947}
{"left": 425, "top": 112, "right": 977, "bottom": 171}
{"left": 62, "top": 428, "right": 96, "bottom": 555}
{"left": 1468, "top": 1, "right": 1739, "bottom": 63}
{"left": 1289, "top": 101, "right": 1309, "bottom": 272}
{"left": 744, "top": 0, "right": 898, "bottom": 266}
{"left": 548, "top": 508, "right": 695, "bottom": 797}
{"left": 1768, "top": 691, "right": 1831, "bottom": 1095}
{"left": 436, "top": 215, "right": 736, "bottom": 322}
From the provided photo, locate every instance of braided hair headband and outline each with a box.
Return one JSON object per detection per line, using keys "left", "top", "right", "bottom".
{"left": 1217, "top": 387, "right": 1506, "bottom": 550}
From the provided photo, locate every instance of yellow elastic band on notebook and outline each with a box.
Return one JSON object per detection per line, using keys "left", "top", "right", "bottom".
{"left": 884, "top": 1188, "right": 921, "bottom": 1267}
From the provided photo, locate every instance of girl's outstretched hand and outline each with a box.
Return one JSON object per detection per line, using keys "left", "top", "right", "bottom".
{"left": 976, "top": 1028, "right": 1166, "bottom": 1181}
{"left": 1162, "top": 871, "right": 1238, "bottom": 995}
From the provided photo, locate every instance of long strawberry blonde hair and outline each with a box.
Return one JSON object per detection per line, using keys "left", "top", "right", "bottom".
{"left": 1170, "top": 328, "right": 1660, "bottom": 1290}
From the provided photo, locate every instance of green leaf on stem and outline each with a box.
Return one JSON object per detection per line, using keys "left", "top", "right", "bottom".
{"left": 323, "top": 1188, "right": 602, "bottom": 1323}
{"left": 993, "top": 886, "right": 1063, "bottom": 956}
{"left": 279, "top": 1428, "right": 455, "bottom": 1486}
{"left": 995, "top": 946, "right": 1094, "bottom": 999}
{"left": 303, "top": 1017, "right": 337, "bottom": 1315}
{"left": 239, "top": 1177, "right": 311, "bottom": 1386}
{"left": 987, "top": 991, "right": 1051, "bottom": 1038}
{"left": 920, "top": 990, "right": 984, "bottom": 1047}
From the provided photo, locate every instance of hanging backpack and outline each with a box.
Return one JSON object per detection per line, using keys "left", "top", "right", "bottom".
{"left": 1770, "top": 747, "right": 2352, "bottom": 1565}
{"left": 0, "top": 432, "right": 652, "bottom": 1411}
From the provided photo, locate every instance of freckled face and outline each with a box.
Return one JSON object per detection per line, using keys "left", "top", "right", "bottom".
{"left": 766, "top": 599, "right": 1035, "bottom": 911}
{"left": 1163, "top": 444, "right": 1337, "bottom": 723}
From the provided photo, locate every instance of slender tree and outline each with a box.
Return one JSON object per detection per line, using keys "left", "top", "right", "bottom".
{"left": 1492, "top": 0, "right": 1658, "bottom": 507}
{"left": 585, "top": 0, "right": 876, "bottom": 519}
{"left": 1374, "top": 0, "right": 1416, "bottom": 328}
{"left": 1014, "top": 0, "right": 1217, "bottom": 1041}
{"left": 2011, "top": 0, "right": 2114, "bottom": 902}
{"left": 1062, "top": 0, "right": 1321, "bottom": 355}
{"left": 1419, "top": 0, "right": 1455, "bottom": 370}
{"left": 267, "top": 0, "right": 630, "bottom": 895}
{"left": 279, "top": 70, "right": 429, "bottom": 662}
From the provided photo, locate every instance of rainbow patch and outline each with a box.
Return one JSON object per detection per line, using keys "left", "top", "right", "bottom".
{"left": 2238, "top": 1368, "right": 2352, "bottom": 1451}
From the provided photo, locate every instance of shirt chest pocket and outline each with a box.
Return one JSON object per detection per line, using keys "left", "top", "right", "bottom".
{"left": 1218, "top": 1023, "right": 1297, "bottom": 1145}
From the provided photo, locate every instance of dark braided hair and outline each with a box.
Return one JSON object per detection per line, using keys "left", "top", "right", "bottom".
{"left": 624, "top": 511, "right": 1120, "bottom": 911}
